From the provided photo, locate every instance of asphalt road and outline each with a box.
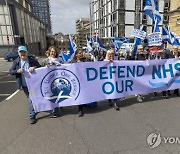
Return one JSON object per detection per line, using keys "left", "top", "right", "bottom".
{"left": 0, "top": 58, "right": 17, "bottom": 102}
{"left": 0, "top": 90, "right": 180, "bottom": 154}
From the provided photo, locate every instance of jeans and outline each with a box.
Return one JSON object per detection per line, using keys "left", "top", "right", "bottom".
{"left": 22, "top": 86, "right": 36, "bottom": 118}
{"left": 52, "top": 107, "right": 59, "bottom": 114}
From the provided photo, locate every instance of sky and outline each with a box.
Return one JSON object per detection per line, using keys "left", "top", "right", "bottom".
{"left": 50, "top": 0, "right": 91, "bottom": 35}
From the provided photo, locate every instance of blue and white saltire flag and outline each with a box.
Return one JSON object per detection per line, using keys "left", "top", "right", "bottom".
{"left": 86, "top": 35, "right": 93, "bottom": 52}
{"left": 61, "top": 35, "right": 77, "bottom": 63}
{"left": 114, "top": 35, "right": 123, "bottom": 48}
{"left": 162, "top": 26, "right": 180, "bottom": 46}
{"left": 113, "top": 35, "right": 123, "bottom": 55}
{"left": 144, "top": 0, "right": 161, "bottom": 23}
{"left": 153, "top": 18, "right": 160, "bottom": 33}
{"left": 96, "top": 36, "right": 106, "bottom": 51}
{"left": 122, "top": 37, "right": 130, "bottom": 43}
{"left": 144, "top": 0, "right": 161, "bottom": 32}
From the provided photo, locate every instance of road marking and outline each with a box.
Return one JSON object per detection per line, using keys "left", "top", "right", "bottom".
{"left": 0, "top": 71, "right": 9, "bottom": 73}
{"left": 0, "top": 74, "right": 10, "bottom": 80}
{"left": 0, "top": 94, "right": 11, "bottom": 96}
{"left": 0, "top": 81, "right": 16, "bottom": 84}
{"left": 6, "top": 90, "right": 19, "bottom": 100}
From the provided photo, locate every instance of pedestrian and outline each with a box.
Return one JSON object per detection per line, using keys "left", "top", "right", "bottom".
{"left": 75, "top": 50, "right": 85, "bottom": 116}
{"left": 97, "top": 49, "right": 106, "bottom": 61}
{"left": 104, "top": 49, "right": 120, "bottom": 110}
{"left": 171, "top": 46, "right": 180, "bottom": 96}
{"left": 134, "top": 45, "right": 146, "bottom": 102}
{"left": 41, "top": 46, "right": 61, "bottom": 117}
{"left": 42, "top": 46, "right": 61, "bottom": 66}
{"left": 9, "top": 45, "right": 41, "bottom": 124}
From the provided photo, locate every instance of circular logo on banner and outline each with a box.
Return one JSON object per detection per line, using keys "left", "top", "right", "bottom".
{"left": 147, "top": 132, "right": 162, "bottom": 149}
{"left": 41, "top": 69, "right": 80, "bottom": 104}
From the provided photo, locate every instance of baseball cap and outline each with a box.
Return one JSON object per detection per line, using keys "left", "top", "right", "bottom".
{"left": 18, "top": 46, "right": 28, "bottom": 52}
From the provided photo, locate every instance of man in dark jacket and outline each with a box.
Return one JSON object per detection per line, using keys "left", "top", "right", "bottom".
{"left": 9, "top": 46, "right": 41, "bottom": 124}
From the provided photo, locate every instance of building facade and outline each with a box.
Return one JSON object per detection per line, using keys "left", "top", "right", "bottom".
{"left": 169, "top": 0, "right": 180, "bottom": 36}
{"left": 0, "top": 0, "right": 47, "bottom": 56}
{"left": 54, "top": 33, "right": 69, "bottom": 51}
{"left": 76, "top": 18, "right": 90, "bottom": 49}
{"left": 90, "top": 0, "right": 170, "bottom": 42}
{"left": 29, "top": 0, "right": 52, "bottom": 34}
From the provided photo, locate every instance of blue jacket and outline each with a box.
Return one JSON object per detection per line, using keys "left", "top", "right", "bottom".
{"left": 9, "top": 56, "right": 41, "bottom": 89}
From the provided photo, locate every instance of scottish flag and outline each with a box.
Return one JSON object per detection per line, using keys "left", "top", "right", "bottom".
{"left": 96, "top": 36, "right": 106, "bottom": 51}
{"left": 113, "top": 35, "right": 123, "bottom": 54}
{"left": 153, "top": 18, "right": 160, "bottom": 32}
{"left": 114, "top": 35, "right": 123, "bottom": 48}
{"left": 122, "top": 37, "right": 130, "bottom": 43}
{"left": 61, "top": 35, "right": 77, "bottom": 63}
{"left": 162, "top": 26, "right": 180, "bottom": 46}
{"left": 86, "top": 35, "right": 93, "bottom": 52}
{"left": 144, "top": 0, "right": 161, "bottom": 32}
{"left": 144, "top": 0, "right": 161, "bottom": 23}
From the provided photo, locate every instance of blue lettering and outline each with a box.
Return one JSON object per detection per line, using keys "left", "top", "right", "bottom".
{"left": 102, "top": 82, "right": 114, "bottom": 94}
{"left": 127, "top": 66, "right": 135, "bottom": 77}
{"left": 110, "top": 66, "right": 116, "bottom": 79}
{"left": 86, "top": 68, "right": 98, "bottom": 81}
{"left": 100, "top": 67, "right": 108, "bottom": 80}
{"left": 126, "top": 80, "right": 133, "bottom": 91}
{"left": 162, "top": 64, "right": 174, "bottom": 78}
{"left": 116, "top": 81, "right": 124, "bottom": 93}
{"left": 118, "top": 66, "right": 125, "bottom": 78}
{"left": 137, "top": 65, "right": 145, "bottom": 77}
{"left": 175, "top": 63, "right": 180, "bottom": 76}
{"left": 152, "top": 65, "right": 162, "bottom": 79}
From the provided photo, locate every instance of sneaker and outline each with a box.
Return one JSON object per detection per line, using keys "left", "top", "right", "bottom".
{"left": 137, "top": 95, "right": 143, "bottom": 102}
{"left": 114, "top": 103, "right": 120, "bottom": 111}
{"left": 167, "top": 91, "right": 171, "bottom": 96}
{"left": 30, "top": 117, "right": 37, "bottom": 124}
{"left": 174, "top": 90, "right": 180, "bottom": 96}
{"left": 153, "top": 92, "right": 158, "bottom": 96}
{"left": 51, "top": 112, "right": 59, "bottom": 118}
{"left": 78, "top": 110, "right": 84, "bottom": 117}
{"left": 162, "top": 94, "right": 169, "bottom": 99}
{"left": 108, "top": 99, "right": 113, "bottom": 106}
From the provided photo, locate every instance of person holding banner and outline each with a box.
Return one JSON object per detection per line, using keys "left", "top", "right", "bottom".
{"left": 104, "top": 49, "right": 120, "bottom": 110}
{"left": 134, "top": 45, "right": 146, "bottom": 102}
{"left": 75, "top": 50, "right": 85, "bottom": 116}
{"left": 9, "top": 46, "right": 41, "bottom": 124}
{"left": 171, "top": 46, "right": 180, "bottom": 96}
{"left": 41, "top": 46, "right": 61, "bottom": 118}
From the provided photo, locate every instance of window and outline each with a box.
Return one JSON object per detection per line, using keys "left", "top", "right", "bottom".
{"left": 164, "top": 15, "right": 168, "bottom": 21}
{"left": 142, "top": 14, "right": 147, "bottom": 20}
{"left": 5, "top": 15, "right": 11, "bottom": 25}
{"left": 164, "top": 2, "right": 169, "bottom": 8}
{"left": 0, "top": 5, "right": 4, "bottom": 14}
{"left": 0, "top": 36, "right": 3, "bottom": 45}
{"left": 1, "top": 26, "right": 7, "bottom": 35}
{"left": 0, "top": 15, "right": 5, "bottom": 25}
{"left": 3, "top": 5, "right": 9, "bottom": 15}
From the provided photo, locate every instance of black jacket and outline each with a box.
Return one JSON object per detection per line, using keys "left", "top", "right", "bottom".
{"left": 9, "top": 56, "right": 41, "bottom": 89}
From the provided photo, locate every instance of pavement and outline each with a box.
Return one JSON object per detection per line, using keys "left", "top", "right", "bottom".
{"left": 0, "top": 90, "right": 180, "bottom": 154}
